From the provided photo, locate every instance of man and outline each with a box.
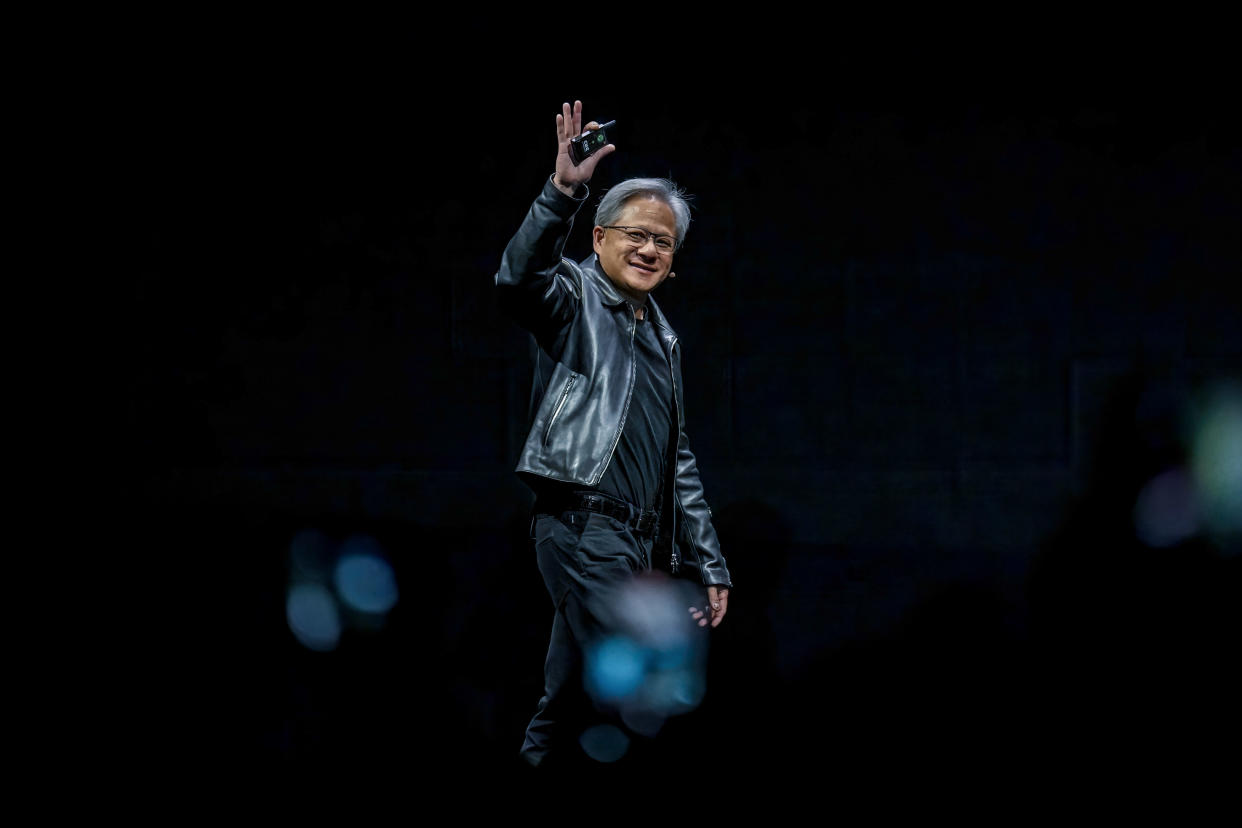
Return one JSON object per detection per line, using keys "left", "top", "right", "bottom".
{"left": 496, "top": 101, "right": 732, "bottom": 767}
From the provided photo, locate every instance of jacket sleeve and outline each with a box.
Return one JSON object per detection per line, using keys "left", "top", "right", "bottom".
{"left": 674, "top": 424, "right": 733, "bottom": 589}
{"left": 494, "top": 175, "right": 590, "bottom": 349}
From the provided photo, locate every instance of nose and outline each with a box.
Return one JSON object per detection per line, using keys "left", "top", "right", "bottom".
{"left": 635, "top": 237, "right": 659, "bottom": 257}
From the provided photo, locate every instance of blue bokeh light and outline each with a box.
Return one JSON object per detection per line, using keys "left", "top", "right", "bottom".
{"left": 585, "top": 635, "right": 646, "bottom": 701}
{"left": 333, "top": 537, "right": 399, "bottom": 615}
{"left": 656, "top": 668, "right": 705, "bottom": 710}
{"left": 286, "top": 583, "right": 342, "bottom": 652}
{"left": 579, "top": 724, "right": 629, "bottom": 763}
{"left": 583, "top": 572, "right": 711, "bottom": 737}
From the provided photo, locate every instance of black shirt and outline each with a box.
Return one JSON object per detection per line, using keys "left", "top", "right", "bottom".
{"left": 595, "top": 311, "right": 673, "bottom": 511}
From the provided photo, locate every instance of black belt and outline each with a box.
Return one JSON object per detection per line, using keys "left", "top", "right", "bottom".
{"left": 543, "top": 490, "right": 659, "bottom": 536}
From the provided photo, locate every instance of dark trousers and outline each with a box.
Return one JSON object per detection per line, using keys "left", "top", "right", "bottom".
{"left": 520, "top": 507, "right": 655, "bottom": 767}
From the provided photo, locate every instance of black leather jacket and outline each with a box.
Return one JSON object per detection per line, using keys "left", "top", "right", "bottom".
{"left": 496, "top": 176, "right": 732, "bottom": 588}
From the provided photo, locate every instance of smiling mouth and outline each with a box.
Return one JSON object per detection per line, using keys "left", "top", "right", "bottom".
{"left": 628, "top": 261, "right": 657, "bottom": 274}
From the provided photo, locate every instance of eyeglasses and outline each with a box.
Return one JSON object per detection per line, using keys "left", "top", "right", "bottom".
{"left": 601, "top": 225, "right": 678, "bottom": 254}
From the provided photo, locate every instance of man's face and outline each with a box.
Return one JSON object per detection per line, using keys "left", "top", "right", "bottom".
{"left": 592, "top": 196, "right": 677, "bottom": 302}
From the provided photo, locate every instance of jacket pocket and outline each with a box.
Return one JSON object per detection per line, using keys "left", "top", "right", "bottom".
{"left": 543, "top": 371, "right": 580, "bottom": 446}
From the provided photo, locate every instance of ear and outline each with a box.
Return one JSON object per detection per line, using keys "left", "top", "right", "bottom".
{"left": 592, "top": 225, "right": 605, "bottom": 254}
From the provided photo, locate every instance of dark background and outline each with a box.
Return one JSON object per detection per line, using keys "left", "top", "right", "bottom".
{"left": 127, "top": 42, "right": 1240, "bottom": 783}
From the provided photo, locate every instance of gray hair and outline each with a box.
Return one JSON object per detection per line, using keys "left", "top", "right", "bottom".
{"left": 594, "top": 177, "right": 692, "bottom": 249}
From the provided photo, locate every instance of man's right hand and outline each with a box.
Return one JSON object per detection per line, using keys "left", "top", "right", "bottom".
{"left": 552, "top": 100, "right": 615, "bottom": 197}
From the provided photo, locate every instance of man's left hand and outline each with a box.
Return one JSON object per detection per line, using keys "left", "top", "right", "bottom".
{"left": 689, "top": 585, "right": 729, "bottom": 629}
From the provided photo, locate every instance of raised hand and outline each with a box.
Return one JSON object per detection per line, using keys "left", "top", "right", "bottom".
{"left": 552, "top": 100, "right": 615, "bottom": 197}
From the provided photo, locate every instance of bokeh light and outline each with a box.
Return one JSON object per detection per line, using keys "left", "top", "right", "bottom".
{"left": 1189, "top": 381, "right": 1242, "bottom": 542}
{"left": 653, "top": 668, "right": 705, "bottom": 710}
{"left": 582, "top": 572, "right": 709, "bottom": 739}
{"left": 286, "top": 583, "right": 342, "bottom": 652}
{"left": 333, "top": 535, "right": 399, "bottom": 615}
{"left": 579, "top": 724, "right": 629, "bottom": 763}
{"left": 1133, "top": 467, "right": 1199, "bottom": 548}
{"left": 585, "top": 635, "right": 646, "bottom": 701}
{"left": 612, "top": 572, "right": 693, "bottom": 652}
{"left": 620, "top": 706, "right": 666, "bottom": 738}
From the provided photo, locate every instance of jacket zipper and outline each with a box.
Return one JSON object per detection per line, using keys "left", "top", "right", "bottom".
{"left": 596, "top": 309, "right": 638, "bottom": 478}
{"left": 543, "top": 374, "right": 577, "bottom": 445}
{"left": 667, "top": 335, "right": 680, "bottom": 575}
{"left": 669, "top": 498, "right": 681, "bottom": 575}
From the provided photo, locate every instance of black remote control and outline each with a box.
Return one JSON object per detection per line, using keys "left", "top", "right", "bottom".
{"left": 569, "top": 120, "right": 616, "bottom": 165}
